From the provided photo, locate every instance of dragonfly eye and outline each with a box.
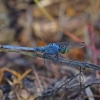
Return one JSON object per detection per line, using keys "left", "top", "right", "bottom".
{"left": 59, "top": 46, "right": 67, "bottom": 54}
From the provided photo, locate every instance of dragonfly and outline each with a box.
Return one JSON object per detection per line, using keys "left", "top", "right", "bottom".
{"left": 0, "top": 42, "right": 85, "bottom": 57}
{"left": 1, "top": 42, "right": 100, "bottom": 98}
{"left": 0, "top": 42, "right": 100, "bottom": 73}
{"left": 0, "top": 42, "right": 86, "bottom": 79}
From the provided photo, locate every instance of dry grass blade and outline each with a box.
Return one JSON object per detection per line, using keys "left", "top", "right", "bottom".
{"left": 0, "top": 68, "right": 31, "bottom": 85}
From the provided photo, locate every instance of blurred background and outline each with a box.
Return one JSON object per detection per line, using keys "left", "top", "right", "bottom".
{"left": 0, "top": 0, "right": 100, "bottom": 100}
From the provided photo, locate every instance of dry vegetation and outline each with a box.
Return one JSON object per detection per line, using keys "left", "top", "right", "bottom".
{"left": 0, "top": 0, "right": 100, "bottom": 100}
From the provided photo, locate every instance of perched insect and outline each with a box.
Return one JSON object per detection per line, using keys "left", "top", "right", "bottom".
{"left": 0, "top": 42, "right": 100, "bottom": 73}
{"left": 0, "top": 42, "right": 85, "bottom": 79}
{"left": 0, "top": 42, "right": 85, "bottom": 58}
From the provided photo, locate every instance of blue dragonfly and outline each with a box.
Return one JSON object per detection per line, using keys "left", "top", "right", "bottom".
{"left": 0, "top": 42, "right": 85, "bottom": 58}
{"left": 1, "top": 41, "right": 100, "bottom": 97}
{"left": 0, "top": 42, "right": 85, "bottom": 79}
{"left": 0, "top": 42, "right": 100, "bottom": 78}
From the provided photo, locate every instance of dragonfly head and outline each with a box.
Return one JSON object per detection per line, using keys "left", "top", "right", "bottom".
{"left": 59, "top": 46, "right": 68, "bottom": 54}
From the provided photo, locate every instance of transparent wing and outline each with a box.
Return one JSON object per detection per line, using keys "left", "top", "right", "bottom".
{"left": 52, "top": 60, "right": 84, "bottom": 83}
{"left": 44, "top": 59, "right": 63, "bottom": 81}
{"left": 56, "top": 42, "right": 85, "bottom": 50}
{"left": 44, "top": 57, "right": 81, "bottom": 82}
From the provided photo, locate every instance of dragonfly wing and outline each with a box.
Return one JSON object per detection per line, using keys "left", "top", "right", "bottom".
{"left": 44, "top": 57, "right": 81, "bottom": 82}
{"left": 56, "top": 42, "right": 85, "bottom": 50}
{"left": 44, "top": 59, "right": 63, "bottom": 80}
{"left": 52, "top": 60, "right": 84, "bottom": 83}
{"left": 52, "top": 60, "right": 77, "bottom": 77}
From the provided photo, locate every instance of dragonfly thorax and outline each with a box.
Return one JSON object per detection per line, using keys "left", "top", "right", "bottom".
{"left": 59, "top": 45, "right": 68, "bottom": 54}
{"left": 44, "top": 43, "right": 59, "bottom": 55}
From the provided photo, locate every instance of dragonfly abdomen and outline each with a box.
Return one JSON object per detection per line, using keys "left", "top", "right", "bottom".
{"left": 35, "top": 47, "right": 45, "bottom": 52}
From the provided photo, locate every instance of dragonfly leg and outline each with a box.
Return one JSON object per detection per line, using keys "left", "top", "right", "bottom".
{"left": 59, "top": 53, "right": 68, "bottom": 59}
{"left": 54, "top": 53, "right": 68, "bottom": 61}
{"left": 42, "top": 53, "right": 51, "bottom": 58}
{"left": 53, "top": 53, "right": 59, "bottom": 61}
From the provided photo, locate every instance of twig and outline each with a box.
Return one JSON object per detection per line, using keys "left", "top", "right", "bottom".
{"left": 0, "top": 48, "right": 100, "bottom": 71}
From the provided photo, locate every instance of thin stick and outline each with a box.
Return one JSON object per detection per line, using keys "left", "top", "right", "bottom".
{"left": 0, "top": 48, "right": 100, "bottom": 71}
